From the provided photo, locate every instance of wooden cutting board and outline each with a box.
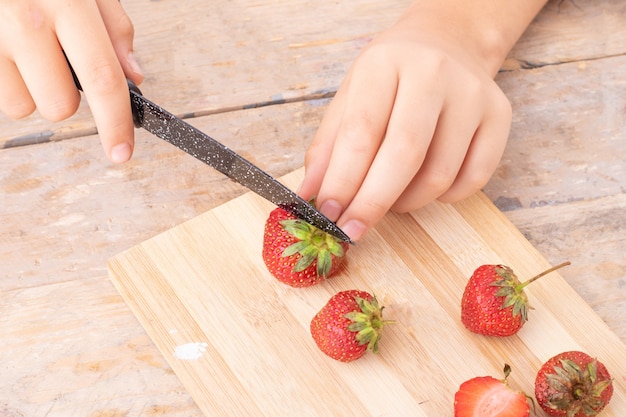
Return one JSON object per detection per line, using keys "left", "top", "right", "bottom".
{"left": 107, "top": 168, "right": 626, "bottom": 416}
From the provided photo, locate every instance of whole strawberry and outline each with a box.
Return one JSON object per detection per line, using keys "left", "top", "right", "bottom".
{"left": 461, "top": 262, "right": 570, "bottom": 336}
{"left": 310, "top": 290, "right": 387, "bottom": 362}
{"left": 454, "top": 364, "right": 531, "bottom": 417}
{"left": 535, "top": 351, "right": 613, "bottom": 417}
{"left": 262, "top": 206, "right": 349, "bottom": 287}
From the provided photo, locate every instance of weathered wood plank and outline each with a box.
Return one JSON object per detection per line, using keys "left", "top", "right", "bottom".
{"left": 487, "top": 54, "right": 626, "bottom": 209}
{"left": 1, "top": 54, "right": 624, "bottom": 412}
{"left": 1, "top": 99, "right": 324, "bottom": 290}
{"left": 1, "top": 0, "right": 624, "bottom": 413}
{"left": 0, "top": 0, "right": 409, "bottom": 148}
{"left": 505, "top": 0, "right": 626, "bottom": 69}
{"left": 2, "top": 0, "right": 625, "bottom": 147}
{"left": 504, "top": 193, "right": 626, "bottom": 342}
{"left": 0, "top": 277, "right": 201, "bottom": 417}
{"left": 3, "top": 52, "right": 622, "bottom": 290}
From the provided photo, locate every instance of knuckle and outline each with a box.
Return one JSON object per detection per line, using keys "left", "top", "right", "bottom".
{"left": 362, "top": 200, "right": 389, "bottom": 223}
{"left": 342, "top": 113, "right": 377, "bottom": 140}
{"left": 39, "top": 96, "right": 79, "bottom": 121}
{"left": 115, "top": 13, "right": 135, "bottom": 39}
{"left": 393, "top": 132, "right": 427, "bottom": 161}
{"left": 304, "top": 140, "right": 325, "bottom": 165}
{"left": 4, "top": 103, "right": 35, "bottom": 120}
{"left": 390, "top": 201, "right": 412, "bottom": 214}
{"left": 487, "top": 83, "right": 512, "bottom": 117}
{"left": 464, "top": 171, "right": 491, "bottom": 192}
{"left": 390, "top": 193, "right": 422, "bottom": 213}
{"left": 496, "top": 93, "right": 512, "bottom": 118}
{"left": 332, "top": 175, "right": 362, "bottom": 194}
{"left": 422, "top": 168, "right": 457, "bottom": 196}
{"left": 85, "top": 60, "right": 124, "bottom": 93}
{"left": 337, "top": 119, "right": 381, "bottom": 158}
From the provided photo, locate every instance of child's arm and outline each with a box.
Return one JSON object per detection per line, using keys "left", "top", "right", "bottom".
{"left": 0, "top": 0, "right": 143, "bottom": 163}
{"left": 299, "top": 0, "right": 549, "bottom": 241}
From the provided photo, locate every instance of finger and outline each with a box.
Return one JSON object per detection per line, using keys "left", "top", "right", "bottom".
{"left": 8, "top": 14, "right": 81, "bottom": 121}
{"left": 96, "top": 0, "right": 144, "bottom": 84}
{"left": 335, "top": 67, "right": 444, "bottom": 239}
{"left": 314, "top": 55, "right": 398, "bottom": 221}
{"left": 56, "top": 0, "right": 134, "bottom": 163}
{"left": 0, "top": 58, "right": 35, "bottom": 119}
{"left": 391, "top": 77, "right": 486, "bottom": 213}
{"left": 300, "top": 87, "right": 347, "bottom": 201}
{"left": 437, "top": 88, "right": 512, "bottom": 202}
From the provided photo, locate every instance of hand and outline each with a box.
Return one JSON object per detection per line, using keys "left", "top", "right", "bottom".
{"left": 299, "top": 7, "right": 515, "bottom": 241}
{"left": 0, "top": 0, "right": 143, "bottom": 163}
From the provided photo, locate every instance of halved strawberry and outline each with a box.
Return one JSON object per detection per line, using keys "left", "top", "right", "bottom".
{"left": 454, "top": 365, "right": 531, "bottom": 417}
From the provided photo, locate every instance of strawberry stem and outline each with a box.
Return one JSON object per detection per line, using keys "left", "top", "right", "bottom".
{"left": 520, "top": 261, "right": 571, "bottom": 288}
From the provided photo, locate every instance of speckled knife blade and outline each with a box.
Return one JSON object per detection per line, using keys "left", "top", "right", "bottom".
{"left": 129, "top": 89, "right": 352, "bottom": 243}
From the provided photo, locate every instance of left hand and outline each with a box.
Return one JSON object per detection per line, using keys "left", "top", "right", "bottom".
{"left": 298, "top": 10, "right": 512, "bottom": 241}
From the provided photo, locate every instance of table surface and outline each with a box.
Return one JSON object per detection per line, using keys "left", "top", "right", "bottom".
{"left": 1, "top": 0, "right": 624, "bottom": 415}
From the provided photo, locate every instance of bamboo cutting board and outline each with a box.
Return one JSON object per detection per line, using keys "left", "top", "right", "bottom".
{"left": 107, "top": 168, "right": 626, "bottom": 416}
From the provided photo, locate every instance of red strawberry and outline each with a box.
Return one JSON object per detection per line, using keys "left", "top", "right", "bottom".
{"left": 454, "top": 364, "right": 531, "bottom": 417}
{"left": 310, "top": 290, "right": 387, "bottom": 362}
{"left": 534, "top": 351, "right": 613, "bottom": 417}
{"left": 461, "top": 262, "right": 570, "bottom": 336}
{"left": 262, "top": 206, "right": 349, "bottom": 287}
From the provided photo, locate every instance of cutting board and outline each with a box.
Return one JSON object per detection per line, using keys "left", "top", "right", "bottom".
{"left": 107, "top": 168, "right": 626, "bottom": 416}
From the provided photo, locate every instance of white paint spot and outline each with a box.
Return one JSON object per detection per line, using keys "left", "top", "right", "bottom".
{"left": 174, "top": 342, "right": 208, "bottom": 360}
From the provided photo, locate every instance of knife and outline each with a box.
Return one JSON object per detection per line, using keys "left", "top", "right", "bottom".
{"left": 67, "top": 60, "right": 352, "bottom": 243}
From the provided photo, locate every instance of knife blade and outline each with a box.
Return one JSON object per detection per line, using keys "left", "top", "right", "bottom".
{"left": 126, "top": 83, "right": 352, "bottom": 243}
{"left": 64, "top": 55, "right": 351, "bottom": 243}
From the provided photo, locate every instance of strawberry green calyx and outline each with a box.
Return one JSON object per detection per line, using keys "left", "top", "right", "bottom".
{"left": 344, "top": 295, "right": 387, "bottom": 354}
{"left": 280, "top": 218, "right": 345, "bottom": 277}
{"left": 491, "top": 262, "right": 571, "bottom": 322}
{"left": 545, "top": 359, "right": 613, "bottom": 416}
{"left": 491, "top": 265, "right": 531, "bottom": 321}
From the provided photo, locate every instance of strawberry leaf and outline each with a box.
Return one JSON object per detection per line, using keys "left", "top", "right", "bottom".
{"left": 293, "top": 251, "right": 317, "bottom": 272}
{"left": 316, "top": 250, "right": 332, "bottom": 277}
{"left": 282, "top": 241, "right": 307, "bottom": 257}
{"left": 281, "top": 219, "right": 312, "bottom": 240}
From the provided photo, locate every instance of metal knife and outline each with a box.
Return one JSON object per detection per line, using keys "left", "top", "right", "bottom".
{"left": 67, "top": 60, "right": 352, "bottom": 243}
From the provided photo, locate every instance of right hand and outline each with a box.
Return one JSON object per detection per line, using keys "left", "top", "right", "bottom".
{"left": 0, "top": 0, "right": 144, "bottom": 163}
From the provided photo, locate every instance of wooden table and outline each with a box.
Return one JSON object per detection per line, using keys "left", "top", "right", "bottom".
{"left": 1, "top": 0, "right": 624, "bottom": 415}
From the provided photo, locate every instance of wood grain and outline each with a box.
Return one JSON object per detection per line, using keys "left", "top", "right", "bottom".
{"left": 108, "top": 168, "right": 626, "bottom": 417}
{"left": 2, "top": 0, "right": 625, "bottom": 148}
{"left": 1, "top": 0, "right": 624, "bottom": 414}
{"left": 0, "top": 0, "right": 409, "bottom": 148}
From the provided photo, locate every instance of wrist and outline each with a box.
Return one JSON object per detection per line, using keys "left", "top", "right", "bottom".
{"left": 399, "top": 0, "right": 548, "bottom": 77}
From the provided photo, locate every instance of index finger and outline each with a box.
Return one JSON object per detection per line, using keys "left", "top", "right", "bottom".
{"left": 56, "top": 0, "right": 134, "bottom": 163}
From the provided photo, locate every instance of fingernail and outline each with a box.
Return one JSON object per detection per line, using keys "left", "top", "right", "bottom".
{"left": 319, "top": 199, "right": 342, "bottom": 222}
{"left": 127, "top": 52, "right": 144, "bottom": 78}
{"left": 111, "top": 143, "right": 132, "bottom": 163}
{"left": 340, "top": 219, "right": 367, "bottom": 242}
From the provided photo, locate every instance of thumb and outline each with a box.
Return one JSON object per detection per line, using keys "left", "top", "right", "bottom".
{"left": 97, "top": 0, "right": 144, "bottom": 85}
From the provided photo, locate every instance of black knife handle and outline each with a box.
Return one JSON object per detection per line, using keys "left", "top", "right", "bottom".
{"left": 127, "top": 81, "right": 144, "bottom": 128}
{"left": 64, "top": 52, "right": 144, "bottom": 128}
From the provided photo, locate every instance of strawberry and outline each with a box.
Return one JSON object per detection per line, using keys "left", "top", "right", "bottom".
{"left": 310, "top": 290, "right": 387, "bottom": 362}
{"left": 461, "top": 262, "right": 570, "bottom": 336}
{"left": 534, "top": 351, "right": 613, "bottom": 417}
{"left": 262, "top": 206, "right": 349, "bottom": 287}
{"left": 454, "top": 364, "right": 531, "bottom": 417}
